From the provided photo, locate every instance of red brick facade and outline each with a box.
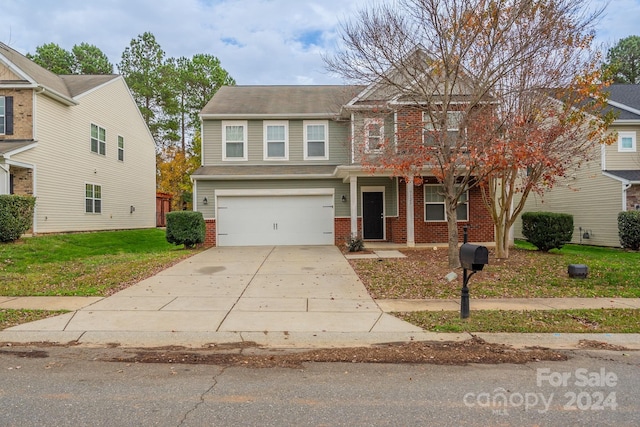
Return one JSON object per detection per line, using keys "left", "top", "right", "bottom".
{"left": 394, "top": 178, "right": 494, "bottom": 243}
{"left": 204, "top": 219, "right": 216, "bottom": 247}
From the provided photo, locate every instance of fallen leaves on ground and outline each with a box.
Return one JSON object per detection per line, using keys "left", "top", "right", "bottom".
{"left": 103, "top": 337, "right": 568, "bottom": 368}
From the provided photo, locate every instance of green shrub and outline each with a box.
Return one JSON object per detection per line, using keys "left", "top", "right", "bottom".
{"left": 165, "top": 211, "right": 205, "bottom": 248}
{"left": 521, "top": 211, "right": 574, "bottom": 252}
{"left": 0, "top": 195, "right": 36, "bottom": 243}
{"left": 618, "top": 211, "right": 640, "bottom": 250}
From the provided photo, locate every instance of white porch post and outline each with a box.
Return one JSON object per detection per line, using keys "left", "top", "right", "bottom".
{"left": 350, "top": 176, "right": 358, "bottom": 238}
{"left": 406, "top": 177, "right": 415, "bottom": 247}
{"left": 0, "top": 164, "right": 9, "bottom": 195}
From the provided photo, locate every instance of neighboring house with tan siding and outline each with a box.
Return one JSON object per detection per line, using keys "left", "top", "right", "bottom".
{"left": 192, "top": 82, "right": 495, "bottom": 247}
{"left": 514, "top": 84, "right": 640, "bottom": 247}
{"left": 0, "top": 42, "right": 156, "bottom": 234}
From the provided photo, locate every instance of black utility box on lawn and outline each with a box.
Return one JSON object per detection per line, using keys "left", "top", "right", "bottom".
{"left": 568, "top": 264, "right": 589, "bottom": 278}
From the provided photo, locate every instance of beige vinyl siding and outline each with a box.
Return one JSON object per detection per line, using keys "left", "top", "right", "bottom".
{"left": 14, "top": 78, "right": 156, "bottom": 233}
{"left": 197, "top": 179, "right": 350, "bottom": 219}
{"left": 202, "top": 119, "right": 350, "bottom": 166}
{"left": 605, "top": 125, "right": 640, "bottom": 170}
{"left": 0, "top": 63, "right": 21, "bottom": 80}
{"left": 514, "top": 156, "right": 624, "bottom": 247}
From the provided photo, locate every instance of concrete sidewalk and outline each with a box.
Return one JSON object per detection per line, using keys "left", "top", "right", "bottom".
{"left": 1, "top": 246, "right": 638, "bottom": 350}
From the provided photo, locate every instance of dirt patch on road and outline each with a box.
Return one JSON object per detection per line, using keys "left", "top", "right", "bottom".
{"left": 105, "top": 337, "right": 568, "bottom": 368}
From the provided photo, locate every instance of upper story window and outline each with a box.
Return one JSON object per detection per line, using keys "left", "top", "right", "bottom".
{"left": 0, "top": 96, "right": 5, "bottom": 134}
{"left": 423, "top": 111, "right": 464, "bottom": 146}
{"left": 264, "top": 121, "right": 288, "bottom": 160}
{"left": 222, "top": 121, "right": 247, "bottom": 161}
{"left": 364, "top": 118, "right": 384, "bottom": 152}
{"left": 618, "top": 131, "right": 636, "bottom": 152}
{"left": 424, "top": 185, "right": 468, "bottom": 222}
{"left": 304, "top": 120, "right": 329, "bottom": 160}
{"left": 117, "top": 135, "right": 124, "bottom": 161}
{"left": 91, "top": 123, "right": 106, "bottom": 155}
{"left": 85, "top": 183, "right": 102, "bottom": 214}
{"left": 0, "top": 96, "right": 12, "bottom": 135}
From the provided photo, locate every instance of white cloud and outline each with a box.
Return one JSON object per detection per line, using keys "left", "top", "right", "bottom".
{"left": 2, "top": 0, "right": 638, "bottom": 85}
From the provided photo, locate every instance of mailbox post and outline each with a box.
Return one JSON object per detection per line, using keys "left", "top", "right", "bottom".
{"left": 459, "top": 243, "right": 489, "bottom": 319}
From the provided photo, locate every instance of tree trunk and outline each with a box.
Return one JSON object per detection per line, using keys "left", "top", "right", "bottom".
{"left": 446, "top": 199, "right": 460, "bottom": 269}
{"left": 494, "top": 221, "right": 511, "bottom": 259}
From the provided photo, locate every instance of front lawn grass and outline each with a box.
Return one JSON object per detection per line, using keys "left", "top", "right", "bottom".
{"left": 0, "top": 309, "right": 68, "bottom": 330}
{"left": 350, "top": 241, "right": 640, "bottom": 299}
{"left": 397, "top": 309, "right": 640, "bottom": 333}
{"left": 0, "top": 229, "right": 197, "bottom": 296}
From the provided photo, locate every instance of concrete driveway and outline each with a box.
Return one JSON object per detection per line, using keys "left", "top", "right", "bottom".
{"left": 4, "top": 246, "right": 423, "bottom": 347}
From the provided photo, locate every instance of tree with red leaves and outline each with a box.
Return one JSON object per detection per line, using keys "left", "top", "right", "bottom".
{"left": 326, "top": 0, "right": 613, "bottom": 266}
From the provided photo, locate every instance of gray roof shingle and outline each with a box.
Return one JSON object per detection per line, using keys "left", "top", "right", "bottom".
{"left": 606, "top": 84, "right": 640, "bottom": 120}
{"left": 200, "top": 85, "right": 364, "bottom": 117}
{"left": 605, "top": 170, "right": 640, "bottom": 182}
{"left": 0, "top": 141, "right": 36, "bottom": 156}
{"left": 0, "top": 42, "right": 119, "bottom": 100}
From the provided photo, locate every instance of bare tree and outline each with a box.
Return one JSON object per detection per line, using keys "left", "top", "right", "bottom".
{"left": 325, "top": 0, "right": 611, "bottom": 266}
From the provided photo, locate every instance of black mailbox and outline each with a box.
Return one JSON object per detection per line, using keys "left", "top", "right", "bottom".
{"left": 459, "top": 243, "right": 489, "bottom": 271}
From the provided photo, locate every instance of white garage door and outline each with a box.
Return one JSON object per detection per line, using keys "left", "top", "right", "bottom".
{"left": 217, "top": 194, "right": 334, "bottom": 246}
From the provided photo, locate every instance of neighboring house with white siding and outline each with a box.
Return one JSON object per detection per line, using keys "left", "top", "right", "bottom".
{"left": 514, "top": 84, "right": 640, "bottom": 247}
{"left": 0, "top": 42, "right": 156, "bottom": 234}
{"left": 192, "top": 83, "right": 495, "bottom": 247}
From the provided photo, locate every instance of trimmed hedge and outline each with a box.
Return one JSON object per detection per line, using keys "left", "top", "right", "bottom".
{"left": 165, "top": 211, "right": 205, "bottom": 248}
{"left": 0, "top": 195, "right": 36, "bottom": 243}
{"left": 521, "top": 211, "right": 574, "bottom": 252}
{"left": 618, "top": 211, "right": 640, "bottom": 250}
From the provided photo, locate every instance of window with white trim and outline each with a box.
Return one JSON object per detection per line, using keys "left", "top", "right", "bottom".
{"left": 264, "top": 121, "right": 288, "bottom": 160}
{"left": 304, "top": 120, "right": 329, "bottom": 160}
{"left": 424, "top": 185, "right": 468, "bottom": 222}
{"left": 85, "top": 183, "right": 102, "bottom": 214}
{"left": 618, "top": 131, "right": 636, "bottom": 152}
{"left": 117, "top": 135, "right": 124, "bottom": 161}
{"left": 0, "top": 96, "right": 5, "bottom": 134}
{"left": 222, "top": 121, "right": 247, "bottom": 160}
{"left": 423, "top": 111, "right": 464, "bottom": 146}
{"left": 91, "top": 124, "right": 106, "bottom": 155}
{"left": 364, "top": 118, "right": 384, "bottom": 152}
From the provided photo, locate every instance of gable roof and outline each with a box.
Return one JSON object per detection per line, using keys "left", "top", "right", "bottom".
{"left": 605, "top": 84, "right": 640, "bottom": 121}
{"left": 59, "top": 74, "right": 120, "bottom": 97}
{"left": 200, "top": 85, "right": 364, "bottom": 118}
{"left": 0, "top": 42, "right": 119, "bottom": 104}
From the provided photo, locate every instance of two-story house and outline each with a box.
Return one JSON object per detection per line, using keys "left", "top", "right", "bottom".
{"left": 0, "top": 42, "right": 156, "bottom": 234}
{"left": 515, "top": 84, "right": 640, "bottom": 247}
{"left": 192, "top": 83, "right": 495, "bottom": 248}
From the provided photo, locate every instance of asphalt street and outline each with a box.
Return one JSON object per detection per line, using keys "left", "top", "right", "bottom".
{"left": 0, "top": 346, "right": 638, "bottom": 426}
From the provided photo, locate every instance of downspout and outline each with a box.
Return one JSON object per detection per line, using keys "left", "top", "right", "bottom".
{"left": 350, "top": 113, "right": 355, "bottom": 164}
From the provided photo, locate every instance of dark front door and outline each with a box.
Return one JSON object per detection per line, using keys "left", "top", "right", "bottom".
{"left": 362, "top": 192, "right": 384, "bottom": 240}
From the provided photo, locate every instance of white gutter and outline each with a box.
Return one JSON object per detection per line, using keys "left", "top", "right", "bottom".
{"left": 608, "top": 99, "right": 640, "bottom": 117}
{"left": 200, "top": 113, "right": 337, "bottom": 119}
{"left": 192, "top": 174, "right": 336, "bottom": 181}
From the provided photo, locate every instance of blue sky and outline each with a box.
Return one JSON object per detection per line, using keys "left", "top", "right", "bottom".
{"left": 2, "top": 0, "right": 638, "bottom": 85}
